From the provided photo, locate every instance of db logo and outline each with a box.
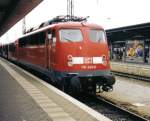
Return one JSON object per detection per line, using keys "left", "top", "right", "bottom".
{"left": 84, "top": 57, "right": 93, "bottom": 64}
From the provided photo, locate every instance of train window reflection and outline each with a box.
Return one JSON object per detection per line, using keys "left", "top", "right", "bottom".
{"left": 59, "top": 29, "right": 83, "bottom": 42}
{"left": 89, "top": 30, "right": 106, "bottom": 42}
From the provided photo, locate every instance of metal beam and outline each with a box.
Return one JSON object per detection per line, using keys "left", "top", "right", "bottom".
{"left": 0, "top": 0, "right": 43, "bottom": 37}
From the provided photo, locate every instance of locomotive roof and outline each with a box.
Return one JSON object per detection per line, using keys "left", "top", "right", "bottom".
{"left": 54, "top": 22, "right": 103, "bottom": 29}
{"left": 20, "top": 22, "right": 104, "bottom": 39}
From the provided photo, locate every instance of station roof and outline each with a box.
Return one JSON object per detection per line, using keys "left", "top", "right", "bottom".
{"left": 106, "top": 22, "right": 150, "bottom": 43}
{"left": 0, "top": 0, "right": 43, "bottom": 37}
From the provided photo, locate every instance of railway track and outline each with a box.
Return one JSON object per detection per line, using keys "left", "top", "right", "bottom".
{"left": 75, "top": 93, "right": 150, "bottom": 121}
{"left": 112, "top": 71, "right": 150, "bottom": 82}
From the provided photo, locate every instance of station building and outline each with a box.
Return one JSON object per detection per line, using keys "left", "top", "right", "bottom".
{"left": 106, "top": 22, "right": 150, "bottom": 63}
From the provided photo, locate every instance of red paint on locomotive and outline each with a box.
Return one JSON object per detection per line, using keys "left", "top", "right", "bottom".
{"left": 6, "top": 21, "right": 115, "bottom": 93}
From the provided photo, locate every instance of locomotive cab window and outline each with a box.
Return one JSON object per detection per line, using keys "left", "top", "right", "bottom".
{"left": 59, "top": 29, "right": 83, "bottom": 42}
{"left": 89, "top": 29, "right": 106, "bottom": 42}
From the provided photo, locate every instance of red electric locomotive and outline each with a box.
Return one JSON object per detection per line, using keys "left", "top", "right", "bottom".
{"left": 8, "top": 16, "right": 115, "bottom": 94}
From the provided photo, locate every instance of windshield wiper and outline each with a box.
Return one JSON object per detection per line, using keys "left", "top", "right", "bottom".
{"left": 64, "top": 37, "right": 73, "bottom": 42}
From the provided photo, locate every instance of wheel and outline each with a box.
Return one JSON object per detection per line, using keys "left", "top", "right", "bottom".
{"left": 56, "top": 78, "right": 69, "bottom": 92}
{"left": 70, "top": 77, "right": 81, "bottom": 95}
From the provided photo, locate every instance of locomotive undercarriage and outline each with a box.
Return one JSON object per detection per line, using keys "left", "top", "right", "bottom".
{"left": 79, "top": 75, "right": 115, "bottom": 93}
{"left": 55, "top": 70, "right": 116, "bottom": 94}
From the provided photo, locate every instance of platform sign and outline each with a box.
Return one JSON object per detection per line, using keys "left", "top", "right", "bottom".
{"left": 126, "top": 40, "right": 144, "bottom": 62}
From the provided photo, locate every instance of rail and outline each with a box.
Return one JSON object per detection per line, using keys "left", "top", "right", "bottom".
{"left": 76, "top": 93, "right": 150, "bottom": 121}
{"left": 111, "top": 71, "right": 150, "bottom": 82}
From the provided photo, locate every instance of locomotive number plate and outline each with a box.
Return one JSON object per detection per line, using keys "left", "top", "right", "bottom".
{"left": 81, "top": 65, "right": 96, "bottom": 70}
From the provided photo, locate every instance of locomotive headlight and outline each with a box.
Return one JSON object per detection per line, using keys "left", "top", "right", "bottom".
{"left": 67, "top": 55, "right": 73, "bottom": 66}
{"left": 102, "top": 55, "right": 107, "bottom": 65}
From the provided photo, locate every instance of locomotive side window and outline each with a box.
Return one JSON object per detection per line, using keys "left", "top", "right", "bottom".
{"left": 19, "top": 37, "right": 27, "bottom": 47}
{"left": 9, "top": 43, "right": 16, "bottom": 52}
{"left": 19, "top": 32, "right": 45, "bottom": 47}
{"left": 89, "top": 29, "right": 106, "bottom": 42}
{"left": 29, "top": 35, "right": 36, "bottom": 45}
{"left": 59, "top": 29, "right": 83, "bottom": 42}
{"left": 38, "top": 32, "right": 45, "bottom": 45}
{"left": 29, "top": 32, "right": 45, "bottom": 46}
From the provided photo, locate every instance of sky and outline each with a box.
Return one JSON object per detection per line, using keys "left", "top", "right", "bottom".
{"left": 1, "top": 0, "right": 150, "bottom": 44}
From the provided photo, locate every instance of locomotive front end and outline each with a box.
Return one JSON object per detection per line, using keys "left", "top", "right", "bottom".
{"left": 55, "top": 23, "right": 115, "bottom": 93}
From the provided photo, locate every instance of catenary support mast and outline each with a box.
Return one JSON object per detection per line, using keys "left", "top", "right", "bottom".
{"left": 67, "top": 0, "right": 74, "bottom": 20}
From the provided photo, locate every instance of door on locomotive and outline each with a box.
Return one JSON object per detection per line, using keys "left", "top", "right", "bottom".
{"left": 47, "top": 29, "right": 57, "bottom": 71}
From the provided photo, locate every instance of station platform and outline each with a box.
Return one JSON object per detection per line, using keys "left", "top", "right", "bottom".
{"left": 0, "top": 58, "right": 111, "bottom": 121}
{"left": 111, "top": 61, "right": 150, "bottom": 79}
